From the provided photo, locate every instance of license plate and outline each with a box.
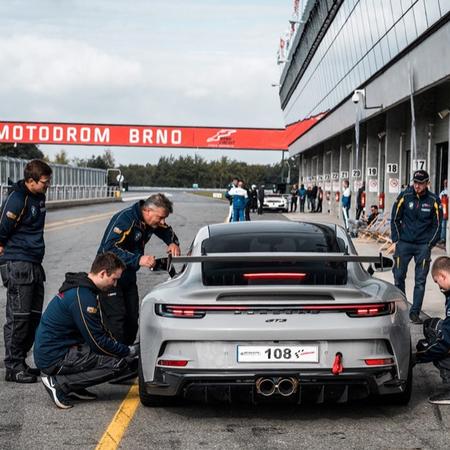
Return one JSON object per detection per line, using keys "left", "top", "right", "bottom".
{"left": 237, "top": 345, "right": 319, "bottom": 363}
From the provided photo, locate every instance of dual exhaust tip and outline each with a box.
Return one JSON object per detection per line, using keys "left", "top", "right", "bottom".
{"left": 255, "top": 377, "right": 298, "bottom": 397}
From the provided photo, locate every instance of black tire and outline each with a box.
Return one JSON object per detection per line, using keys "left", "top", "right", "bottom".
{"left": 138, "top": 357, "right": 180, "bottom": 407}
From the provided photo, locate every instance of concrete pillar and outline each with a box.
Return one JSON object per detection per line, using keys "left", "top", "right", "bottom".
{"left": 324, "top": 150, "right": 332, "bottom": 214}
{"left": 365, "top": 121, "right": 380, "bottom": 211}
{"left": 331, "top": 146, "right": 340, "bottom": 217}
{"left": 385, "top": 110, "right": 403, "bottom": 213}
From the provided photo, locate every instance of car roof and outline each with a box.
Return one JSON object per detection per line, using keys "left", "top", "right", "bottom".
{"left": 208, "top": 220, "right": 334, "bottom": 237}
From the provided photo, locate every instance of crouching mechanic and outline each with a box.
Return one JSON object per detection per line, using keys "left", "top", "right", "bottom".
{"left": 415, "top": 256, "right": 450, "bottom": 405}
{"left": 33, "top": 253, "right": 139, "bottom": 409}
{"left": 97, "top": 193, "right": 180, "bottom": 345}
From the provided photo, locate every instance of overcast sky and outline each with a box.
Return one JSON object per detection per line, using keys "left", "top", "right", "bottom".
{"left": 0, "top": 0, "right": 295, "bottom": 166}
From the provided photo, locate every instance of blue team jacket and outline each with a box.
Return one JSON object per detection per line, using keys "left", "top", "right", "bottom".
{"left": 34, "top": 272, "right": 130, "bottom": 369}
{"left": 0, "top": 180, "right": 46, "bottom": 263}
{"left": 97, "top": 201, "right": 179, "bottom": 285}
{"left": 391, "top": 186, "right": 442, "bottom": 247}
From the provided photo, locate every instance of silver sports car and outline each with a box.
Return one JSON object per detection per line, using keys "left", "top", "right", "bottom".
{"left": 139, "top": 221, "right": 411, "bottom": 406}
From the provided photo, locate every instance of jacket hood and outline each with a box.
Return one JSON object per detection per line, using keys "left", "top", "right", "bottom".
{"left": 13, "top": 179, "right": 45, "bottom": 198}
{"left": 59, "top": 272, "right": 99, "bottom": 294}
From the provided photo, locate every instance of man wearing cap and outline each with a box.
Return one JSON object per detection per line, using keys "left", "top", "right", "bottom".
{"left": 391, "top": 170, "right": 442, "bottom": 324}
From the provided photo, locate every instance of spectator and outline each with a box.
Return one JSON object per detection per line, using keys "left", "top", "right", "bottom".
{"left": 225, "top": 177, "right": 238, "bottom": 222}
{"left": 249, "top": 185, "right": 258, "bottom": 213}
{"left": 311, "top": 184, "right": 318, "bottom": 212}
{"left": 228, "top": 181, "right": 248, "bottom": 222}
{"left": 257, "top": 185, "right": 265, "bottom": 215}
{"left": 356, "top": 182, "right": 365, "bottom": 220}
{"left": 298, "top": 184, "right": 306, "bottom": 213}
{"left": 367, "top": 204, "right": 379, "bottom": 226}
{"left": 341, "top": 179, "right": 351, "bottom": 231}
{"left": 306, "top": 186, "right": 313, "bottom": 211}
{"left": 290, "top": 184, "right": 298, "bottom": 212}
{"left": 316, "top": 187, "right": 323, "bottom": 213}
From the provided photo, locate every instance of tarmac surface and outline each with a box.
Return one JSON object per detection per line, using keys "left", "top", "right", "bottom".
{"left": 0, "top": 192, "right": 449, "bottom": 450}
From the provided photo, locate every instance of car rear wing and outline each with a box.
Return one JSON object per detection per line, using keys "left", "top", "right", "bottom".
{"left": 171, "top": 252, "right": 383, "bottom": 264}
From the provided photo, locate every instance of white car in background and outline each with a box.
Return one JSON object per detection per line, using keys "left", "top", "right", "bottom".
{"left": 263, "top": 191, "right": 289, "bottom": 212}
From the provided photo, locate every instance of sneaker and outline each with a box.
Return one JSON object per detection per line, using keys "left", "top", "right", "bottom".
{"left": 429, "top": 388, "right": 450, "bottom": 405}
{"left": 409, "top": 312, "right": 423, "bottom": 324}
{"left": 41, "top": 376, "right": 73, "bottom": 409}
{"left": 5, "top": 369, "right": 37, "bottom": 383}
{"left": 25, "top": 365, "right": 41, "bottom": 377}
{"left": 67, "top": 388, "right": 97, "bottom": 401}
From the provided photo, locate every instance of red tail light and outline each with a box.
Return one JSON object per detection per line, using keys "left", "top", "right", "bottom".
{"left": 157, "top": 359, "right": 189, "bottom": 367}
{"left": 155, "top": 302, "right": 395, "bottom": 318}
{"left": 364, "top": 358, "right": 394, "bottom": 366}
{"left": 243, "top": 273, "right": 307, "bottom": 280}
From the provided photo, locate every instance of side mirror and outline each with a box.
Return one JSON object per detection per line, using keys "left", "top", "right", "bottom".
{"left": 374, "top": 256, "right": 394, "bottom": 272}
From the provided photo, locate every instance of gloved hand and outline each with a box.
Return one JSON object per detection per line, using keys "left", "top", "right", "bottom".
{"left": 128, "top": 343, "right": 140, "bottom": 358}
{"left": 416, "top": 338, "right": 430, "bottom": 353}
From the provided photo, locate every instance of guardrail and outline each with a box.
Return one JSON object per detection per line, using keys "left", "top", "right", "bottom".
{"left": 0, "top": 184, "right": 120, "bottom": 205}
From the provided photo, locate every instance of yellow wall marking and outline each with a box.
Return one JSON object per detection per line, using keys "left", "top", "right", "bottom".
{"left": 96, "top": 383, "right": 140, "bottom": 450}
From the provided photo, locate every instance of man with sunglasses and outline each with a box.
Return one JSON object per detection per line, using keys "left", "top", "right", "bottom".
{"left": 0, "top": 159, "right": 52, "bottom": 383}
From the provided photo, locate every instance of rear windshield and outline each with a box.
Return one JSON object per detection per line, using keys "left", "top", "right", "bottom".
{"left": 201, "top": 227, "right": 347, "bottom": 286}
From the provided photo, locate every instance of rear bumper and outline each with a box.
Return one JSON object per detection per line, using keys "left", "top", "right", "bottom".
{"left": 144, "top": 366, "right": 408, "bottom": 402}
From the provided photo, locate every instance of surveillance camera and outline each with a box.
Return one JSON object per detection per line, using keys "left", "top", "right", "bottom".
{"left": 352, "top": 89, "right": 365, "bottom": 104}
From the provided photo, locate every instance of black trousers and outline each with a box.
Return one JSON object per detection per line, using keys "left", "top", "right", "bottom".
{"left": 1, "top": 261, "right": 45, "bottom": 371}
{"left": 42, "top": 344, "right": 127, "bottom": 393}
{"left": 100, "top": 282, "right": 139, "bottom": 345}
{"left": 423, "top": 318, "right": 450, "bottom": 384}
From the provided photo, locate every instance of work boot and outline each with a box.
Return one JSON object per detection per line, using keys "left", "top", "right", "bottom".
{"left": 41, "top": 376, "right": 73, "bottom": 409}
{"left": 5, "top": 369, "right": 37, "bottom": 383}
{"left": 429, "top": 387, "right": 450, "bottom": 405}
{"left": 409, "top": 312, "right": 423, "bottom": 324}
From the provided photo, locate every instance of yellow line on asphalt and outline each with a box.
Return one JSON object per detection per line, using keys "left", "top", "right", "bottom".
{"left": 96, "top": 383, "right": 140, "bottom": 450}
{"left": 45, "top": 212, "right": 114, "bottom": 230}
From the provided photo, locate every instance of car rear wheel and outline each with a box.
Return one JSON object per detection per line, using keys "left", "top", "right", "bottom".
{"left": 138, "top": 357, "right": 180, "bottom": 407}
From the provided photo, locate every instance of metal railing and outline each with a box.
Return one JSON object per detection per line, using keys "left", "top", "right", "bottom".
{"left": 0, "top": 184, "right": 119, "bottom": 205}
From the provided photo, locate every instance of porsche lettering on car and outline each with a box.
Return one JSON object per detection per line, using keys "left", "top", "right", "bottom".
{"left": 139, "top": 221, "right": 411, "bottom": 406}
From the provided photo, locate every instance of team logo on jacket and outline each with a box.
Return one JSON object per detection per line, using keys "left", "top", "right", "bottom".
{"left": 30, "top": 205, "right": 38, "bottom": 217}
{"left": 113, "top": 227, "right": 122, "bottom": 234}
{"left": 408, "top": 202, "right": 414, "bottom": 209}
{"left": 135, "top": 231, "right": 142, "bottom": 241}
{"left": 86, "top": 306, "right": 97, "bottom": 314}
{"left": 6, "top": 211, "right": 17, "bottom": 220}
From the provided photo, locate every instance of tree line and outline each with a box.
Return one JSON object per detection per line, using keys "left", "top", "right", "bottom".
{"left": 0, "top": 144, "right": 297, "bottom": 188}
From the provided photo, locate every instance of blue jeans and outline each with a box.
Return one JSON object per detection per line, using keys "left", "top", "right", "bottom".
{"left": 441, "top": 220, "right": 447, "bottom": 242}
{"left": 393, "top": 241, "right": 431, "bottom": 315}
{"left": 232, "top": 207, "right": 245, "bottom": 222}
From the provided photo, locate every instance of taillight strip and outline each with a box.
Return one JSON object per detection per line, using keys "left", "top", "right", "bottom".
{"left": 243, "top": 273, "right": 307, "bottom": 280}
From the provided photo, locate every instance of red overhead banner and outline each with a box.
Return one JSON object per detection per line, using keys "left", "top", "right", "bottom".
{"left": 0, "top": 114, "right": 324, "bottom": 151}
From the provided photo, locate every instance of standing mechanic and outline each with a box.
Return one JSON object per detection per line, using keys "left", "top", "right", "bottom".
{"left": 97, "top": 193, "right": 180, "bottom": 345}
{"left": 34, "top": 252, "right": 138, "bottom": 409}
{"left": 391, "top": 170, "right": 442, "bottom": 324}
{"left": 0, "top": 159, "right": 52, "bottom": 383}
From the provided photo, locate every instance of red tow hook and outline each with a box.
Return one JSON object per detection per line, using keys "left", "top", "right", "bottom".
{"left": 332, "top": 352, "right": 343, "bottom": 375}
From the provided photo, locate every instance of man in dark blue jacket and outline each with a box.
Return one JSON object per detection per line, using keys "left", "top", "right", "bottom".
{"left": 416, "top": 256, "right": 450, "bottom": 404}
{"left": 391, "top": 170, "right": 442, "bottom": 324}
{"left": 34, "top": 252, "right": 137, "bottom": 409}
{"left": 0, "top": 159, "right": 52, "bottom": 383}
{"left": 97, "top": 193, "right": 180, "bottom": 345}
